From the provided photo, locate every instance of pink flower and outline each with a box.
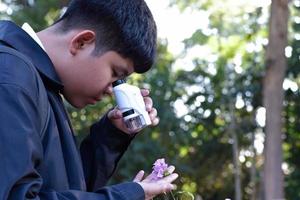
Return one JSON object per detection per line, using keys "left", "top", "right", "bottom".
{"left": 151, "top": 158, "right": 169, "bottom": 180}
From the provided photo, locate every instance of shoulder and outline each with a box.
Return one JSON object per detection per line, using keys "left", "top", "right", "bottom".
{"left": 0, "top": 49, "right": 45, "bottom": 100}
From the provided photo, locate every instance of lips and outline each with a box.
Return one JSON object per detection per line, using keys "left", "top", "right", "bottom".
{"left": 87, "top": 96, "right": 102, "bottom": 105}
{"left": 94, "top": 96, "right": 102, "bottom": 101}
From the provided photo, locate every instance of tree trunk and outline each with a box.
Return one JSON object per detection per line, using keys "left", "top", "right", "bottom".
{"left": 263, "top": 0, "right": 289, "bottom": 199}
{"left": 232, "top": 130, "right": 242, "bottom": 200}
{"left": 229, "top": 104, "right": 242, "bottom": 200}
{"left": 250, "top": 131, "right": 257, "bottom": 200}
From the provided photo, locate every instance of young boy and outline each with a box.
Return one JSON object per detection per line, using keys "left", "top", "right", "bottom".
{"left": 0, "top": 0, "right": 177, "bottom": 199}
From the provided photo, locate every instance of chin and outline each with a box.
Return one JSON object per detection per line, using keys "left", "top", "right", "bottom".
{"left": 73, "top": 100, "right": 88, "bottom": 109}
{"left": 73, "top": 104, "right": 85, "bottom": 109}
{"left": 65, "top": 96, "right": 86, "bottom": 109}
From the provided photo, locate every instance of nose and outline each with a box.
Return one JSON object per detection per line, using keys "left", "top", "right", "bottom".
{"left": 104, "top": 85, "right": 113, "bottom": 96}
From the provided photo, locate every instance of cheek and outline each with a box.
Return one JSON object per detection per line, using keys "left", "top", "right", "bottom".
{"left": 93, "top": 68, "right": 113, "bottom": 89}
{"left": 80, "top": 68, "right": 101, "bottom": 87}
{"left": 74, "top": 64, "right": 112, "bottom": 95}
{"left": 83, "top": 75, "right": 106, "bottom": 95}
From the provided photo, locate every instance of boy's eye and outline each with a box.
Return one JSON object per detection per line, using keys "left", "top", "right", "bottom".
{"left": 112, "top": 66, "right": 128, "bottom": 79}
{"left": 113, "top": 70, "right": 126, "bottom": 79}
{"left": 112, "top": 70, "right": 119, "bottom": 78}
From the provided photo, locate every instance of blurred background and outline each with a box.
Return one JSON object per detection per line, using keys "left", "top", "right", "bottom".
{"left": 1, "top": 0, "right": 300, "bottom": 199}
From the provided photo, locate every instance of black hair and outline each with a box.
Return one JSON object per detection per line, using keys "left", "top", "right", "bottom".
{"left": 55, "top": 0, "right": 157, "bottom": 73}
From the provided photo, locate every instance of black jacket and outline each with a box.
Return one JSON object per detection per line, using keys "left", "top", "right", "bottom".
{"left": 0, "top": 20, "right": 144, "bottom": 200}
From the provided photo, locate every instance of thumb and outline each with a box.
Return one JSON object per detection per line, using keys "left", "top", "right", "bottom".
{"left": 133, "top": 170, "right": 145, "bottom": 182}
{"left": 107, "top": 107, "right": 122, "bottom": 120}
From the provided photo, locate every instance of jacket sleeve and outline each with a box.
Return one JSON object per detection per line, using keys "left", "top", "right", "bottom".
{"left": 0, "top": 83, "right": 144, "bottom": 200}
{"left": 80, "top": 114, "right": 135, "bottom": 192}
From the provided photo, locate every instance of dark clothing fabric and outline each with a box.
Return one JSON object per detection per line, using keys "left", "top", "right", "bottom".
{"left": 0, "top": 20, "right": 144, "bottom": 200}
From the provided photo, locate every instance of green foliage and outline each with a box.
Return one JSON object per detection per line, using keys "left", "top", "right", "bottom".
{"left": 169, "top": 3, "right": 265, "bottom": 198}
{"left": 4, "top": 0, "right": 300, "bottom": 199}
{"left": 1, "top": 0, "right": 67, "bottom": 30}
{"left": 284, "top": 2, "right": 300, "bottom": 198}
{"left": 183, "top": 30, "right": 209, "bottom": 48}
{"left": 170, "top": 0, "right": 213, "bottom": 11}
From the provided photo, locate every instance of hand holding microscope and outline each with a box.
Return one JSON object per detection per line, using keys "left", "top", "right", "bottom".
{"left": 112, "top": 79, "right": 152, "bottom": 133}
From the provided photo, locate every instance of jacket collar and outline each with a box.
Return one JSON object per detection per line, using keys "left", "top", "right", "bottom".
{"left": 22, "top": 22, "right": 46, "bottom": 51}
{"left": 0, "top": 20, "right": 63, "bottom": 92}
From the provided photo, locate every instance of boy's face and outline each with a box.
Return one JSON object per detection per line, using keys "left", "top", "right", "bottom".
{"left": 61, "top": 50, "right": 134, "bottom": 108}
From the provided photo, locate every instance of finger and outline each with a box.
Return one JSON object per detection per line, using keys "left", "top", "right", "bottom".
{"left": 161, "top": 183, "right": 175, "bottom": 193}
{"left": 107, "top": 107, "right": 122, "bottom": 120}
{"left": 138, "top": 182, "right": 175, "bottom": 198}
{"left": 151, "top": 117, "right": 160, "bottom": 126}
{"left": 140, "top": 88, "right": 150, "bottom": 96}
{"left": 143, "top": 172, "right": 154, "bottom": 182}
{"left": 166, "top": 165, "right": 175, "bottom": 174}
{"left": 159, "top": 173, "right": 178, "bottom": 184}
{"left": 133, "top": 170, "right": 145, "bottom": 182}
{"left": 151, "top": 184, "right": 174, "bottom": 196}
{"left": 143, "top": 97, "right": 153, "bottom": 111}
{"left": 149, "top": 108, "right": 157, "bottom": 120}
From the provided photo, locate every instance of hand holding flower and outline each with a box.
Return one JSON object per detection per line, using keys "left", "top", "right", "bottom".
{"left": 134, "top": 159, "right": 178, "bottom": 200}
{"left": 134, "top": 158, "right": 195, "bottom": 200}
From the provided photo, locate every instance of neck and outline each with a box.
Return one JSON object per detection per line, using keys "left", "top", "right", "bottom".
{"left": 37, "top": 25, "right": 68, "bottom": 81}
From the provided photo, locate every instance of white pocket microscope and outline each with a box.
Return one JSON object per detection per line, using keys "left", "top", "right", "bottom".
{"left": 112, "top": 79, "right": 151, "bottom": 133}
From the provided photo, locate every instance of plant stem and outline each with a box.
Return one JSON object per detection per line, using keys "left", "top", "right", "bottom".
{"left": 170, "top": 191, "right": 176, "bottom": 200}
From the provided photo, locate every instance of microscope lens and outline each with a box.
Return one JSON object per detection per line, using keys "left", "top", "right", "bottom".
{"left": 125, "top": 115, "right": 146, "bottom": 132}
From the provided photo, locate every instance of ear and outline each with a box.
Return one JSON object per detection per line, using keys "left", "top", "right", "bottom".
{"left": 69, "top": 30, "right": 96, "bottom": 55}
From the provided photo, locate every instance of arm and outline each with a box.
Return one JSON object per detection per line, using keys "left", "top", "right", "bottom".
{"left": 80, "top": 88, "right": 159, "bottom": 192}
{"left": 80, "top": 114, "right": 134, "bottom": 191}
{"left": 0, "top": 83, "right": 144, "bottom": 200}
{"left": 38, "top": 183, "right": 144, "bottom": 200}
